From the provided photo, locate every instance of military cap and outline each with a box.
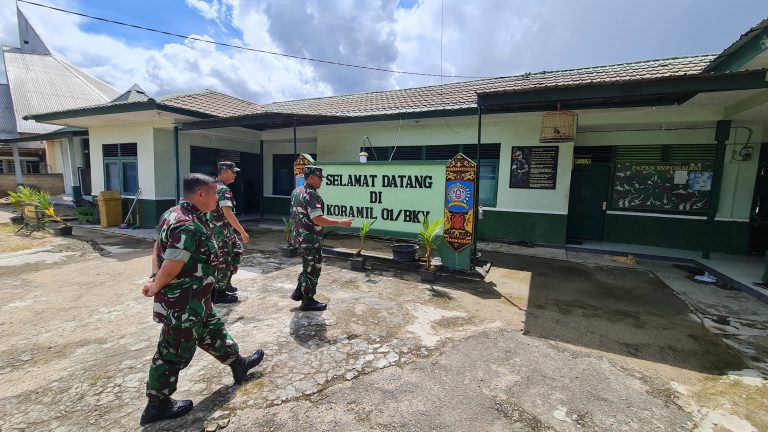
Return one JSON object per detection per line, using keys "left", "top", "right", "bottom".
{"left": 218, "top": 161, "right": 241, "bottom": 172}
{"left": 304, "top": 166, "right": 324, "bottom": 178}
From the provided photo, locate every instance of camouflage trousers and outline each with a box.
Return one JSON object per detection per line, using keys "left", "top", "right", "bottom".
{"left": 297, "top": 245, "right": 322, "bottom": 298}
{"left": 215, "top": 237, "right": 243, "bottom": 293}
{"left": 146, "top": 308, "right": 239, "bottom": 400}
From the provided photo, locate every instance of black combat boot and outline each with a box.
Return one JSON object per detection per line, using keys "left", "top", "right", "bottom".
{"left": 299, "top": 296, "right": 327, "bottom": 311}
{"left": 213, "top": 291, "right": 239, "bottom": 304}
{"left": 230, "top": 349, "right": 265, "bottom": 384}
{"left": 139, "top": 397, "right": 193, "bottom": 426}
{"left": 290, "top": 286, "right": 303, "bottom": 301}
{"left": 225, "top": 284, "right": 238, "bottom": 294}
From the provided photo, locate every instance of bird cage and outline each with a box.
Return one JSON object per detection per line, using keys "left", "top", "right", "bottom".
{"left": 539, "top": 110, "right": 576, "bottom": 143}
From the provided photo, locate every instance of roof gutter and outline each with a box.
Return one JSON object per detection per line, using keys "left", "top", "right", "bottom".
{"left": 22, "top": 99, "right": 215, "bottom": 123}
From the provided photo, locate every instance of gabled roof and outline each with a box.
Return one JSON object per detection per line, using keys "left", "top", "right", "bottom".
{"left": 3, "top": 48, "right": 120, "bottom": 134}
{"left": 263, "top": 55, "right": 716, "bottom": 117}
{"left": 704, "top": 17, "right": 768, "bottom": 72}
{"left": 17, "top": 8, "right": 50, "bottom": 55}
{"left": 110, "top": 84, "right": 151, "bottom": 103}
{"left": 24, "top": 89, "right": 264, "bottom": 122}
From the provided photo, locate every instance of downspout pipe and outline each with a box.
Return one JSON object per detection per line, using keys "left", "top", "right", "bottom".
{"left": 472, "top": 105, "right": 483, "bottom": 269}
{"left": 703, "top": 120, "right": 731, "bottom": 259}
{"left": 173, "top": 125, "right": 180, "bottom": 204}
{"left": 293, "top": 117, "right": 297, "bottom": 162}
{"left": 260, "top": 139, "right": 264, "bottom": 219}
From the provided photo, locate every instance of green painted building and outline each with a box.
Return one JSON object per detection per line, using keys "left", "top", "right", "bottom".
{"left": 25, "top": 17, "right": 768, "bottom": 256}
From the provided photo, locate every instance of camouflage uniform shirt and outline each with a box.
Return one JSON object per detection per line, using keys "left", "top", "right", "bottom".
{"left": 290, "top": 184, "right": 324, "bottom": 247}
{"left": 208, "top": 179, "right": 237, "bottom": 242}
{"left": 153, "top": 201, "right": 219, "bottom": 328}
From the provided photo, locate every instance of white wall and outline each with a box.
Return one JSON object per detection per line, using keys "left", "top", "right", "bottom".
{"left": 261, "top": 139, "right": 317, "bottom": 195}
{"left": 88, "top": 122, "right": 155, "bottom": 198}
{"left": 153, "top": 128, "right": 261, "bottom": 200}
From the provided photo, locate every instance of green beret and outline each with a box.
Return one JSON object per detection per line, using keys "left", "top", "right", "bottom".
{"left": 304, "top": 166, "right": 324, "bottom": 178}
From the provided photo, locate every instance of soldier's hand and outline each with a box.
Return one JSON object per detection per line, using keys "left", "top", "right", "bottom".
{"left": 339, "top": 218, "right": 353, "bottom": 227}
{"left": 240, "top": 231, "right": 250, "bottom": 243}
{"left": 142, "top": 281, "right": 161, "bottom": 297}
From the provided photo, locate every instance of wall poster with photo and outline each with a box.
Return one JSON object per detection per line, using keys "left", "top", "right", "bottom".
{"left": 509, "top": 146, "right": 558, "bottom": 189}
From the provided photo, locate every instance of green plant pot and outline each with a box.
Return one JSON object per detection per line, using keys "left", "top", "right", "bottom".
{"left": 419, "top": 266, "right": 438, "bottom": 283}
{"left": 52, "top": 225, "right": 73, "bottom": 236}
{"left": 350, "top": 255, "right": 367, "bottom": 272}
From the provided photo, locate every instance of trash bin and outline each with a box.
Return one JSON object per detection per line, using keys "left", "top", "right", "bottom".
{"left": 97, "top": 191, "right": 123, "bottom": 227}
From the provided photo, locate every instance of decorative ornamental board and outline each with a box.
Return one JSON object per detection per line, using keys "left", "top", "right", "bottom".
{"left": 293, "top": 153, "right": 316, "bottom": 188}
{"left": 612, "top": 162, "right": 713, "bottom": 212}
{"left": 509, "top": 146, "right": 558, "bottom": 189}
{"left": 443, "top": 153, "right": 477, "bottom": 252}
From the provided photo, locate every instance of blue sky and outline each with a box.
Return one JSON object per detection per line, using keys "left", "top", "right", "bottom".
{"left": 1, "top": 0, "right": 766, "bottom": 103}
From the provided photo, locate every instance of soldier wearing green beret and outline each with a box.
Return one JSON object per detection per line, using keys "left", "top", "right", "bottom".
{"left": 289, "top": 166, "right": 353, "bottom": 311}
{"left": 209, "top": 161, "right": 249, "bottom": 304}
{"left": 140, "top": 174, "right": 264, "bottom": 426}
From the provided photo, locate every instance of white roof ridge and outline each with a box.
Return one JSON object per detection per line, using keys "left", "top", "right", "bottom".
{"left": 55, "top": 57, "right": 118, "bottom": 102}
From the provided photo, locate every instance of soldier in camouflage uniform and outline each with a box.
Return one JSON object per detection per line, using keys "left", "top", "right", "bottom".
{"left": 139, "top": 174, "right": 264, "bottom": 426}
{"left": 289, "top": 166, "right": 353, "bottom": 311}
{"left": 209, "top": 161, "right": 250, "bottom": 304}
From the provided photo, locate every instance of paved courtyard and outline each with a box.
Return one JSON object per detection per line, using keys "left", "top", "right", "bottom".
{"left": 0, "top": 214, "right": 766, "bottom": 431}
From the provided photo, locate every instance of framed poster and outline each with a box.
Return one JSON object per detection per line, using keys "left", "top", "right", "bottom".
{"left": 509, "top": 146, "right": 558, "bottom": 189}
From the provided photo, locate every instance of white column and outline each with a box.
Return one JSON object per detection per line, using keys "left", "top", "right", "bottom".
{"left": 68, "top": 137, "right": 79, "bottom": 187}
{"left": 59, "top": 139, "right": 73, "bottom": 195}
{"left": 11, "top": 143, "right": 24, "bottom": 185}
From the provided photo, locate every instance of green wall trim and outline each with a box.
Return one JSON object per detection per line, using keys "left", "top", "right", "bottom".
{"left": 477, "top": 210, "right": 567, "bottom": 244}
{"left": 604, "top": 213, "right": 750, "bottom": 254}
{"left": 263, "top": 196, "right": 290, "bottom": 216}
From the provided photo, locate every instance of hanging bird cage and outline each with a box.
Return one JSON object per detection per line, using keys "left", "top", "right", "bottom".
{"left": 539, "top": 110, "right": 577, "bottom": 143}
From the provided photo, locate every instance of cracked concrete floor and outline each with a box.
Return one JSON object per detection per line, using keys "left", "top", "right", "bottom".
{"left": 0, "top": 226, "right": 766, "bottom": 431}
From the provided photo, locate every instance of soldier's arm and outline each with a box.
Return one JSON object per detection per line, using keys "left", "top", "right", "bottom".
{"left": 151, "top": 241, "right": 159, "bottom": 274}
{"left": 222, "top": 206, "right": 249, "bottom": 243}
{"left": 312, "top": 215, "right": 353, "bottom": 227}
{"left": 143, "top": 259, "right": 185, "bottom": 297}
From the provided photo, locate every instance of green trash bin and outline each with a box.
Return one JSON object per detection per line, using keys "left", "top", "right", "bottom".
{"left": 97, "top": 191, "right": 123, "bottom": 227}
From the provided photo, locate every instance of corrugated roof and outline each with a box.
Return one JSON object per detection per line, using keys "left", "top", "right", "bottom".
{"left": 157, "top": 90, "right": 264, "bottom": 117}
{"left": 264, "top": 55, "right": 717, "bottom": 117}
{"left": 3, "top": 48, "right": 120, "bottom": 134}
{"left": 0, "top": 84, "right": 19, "bottom": 139}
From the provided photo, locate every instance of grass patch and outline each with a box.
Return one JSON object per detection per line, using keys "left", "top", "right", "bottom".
{"left": 0, "top": 223, "right": 18, "bottom": 234}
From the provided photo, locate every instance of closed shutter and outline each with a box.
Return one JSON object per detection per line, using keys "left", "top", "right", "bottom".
{"left": 666, "top": 144, "right": 717, "bottom": 162}
{"left": 615, "top": 145, "right": 663, "bottom": 162}
{"left": 425, "top": 144, "right": 462, "bottom": 160}
{"left": 389, "top": 146, "right": 423, "bottom": 160}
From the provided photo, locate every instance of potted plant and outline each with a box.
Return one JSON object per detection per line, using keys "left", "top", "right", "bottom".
{"left": 6, "top": 186, "right": 38, "bottom": 225}
{"left": 351, "top": 219, "right": 375, "bottom": 271}
{"left": 417, "top": 215, "right": 444, "bottom": 283}
{"left": 36, "top": 190, "right": 72, "bottom": 236}
{"left": 281, "top": 217, "right": 298, "bottom": 257}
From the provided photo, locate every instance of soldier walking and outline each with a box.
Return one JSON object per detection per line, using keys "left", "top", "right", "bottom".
{"left": 140, "top": 174, "right": 264, "bottom": 426}
{"left": 289, "top": 166, "right": 353, "bottom": 311}
{"left": 210, "top": 161, "right": 249, "bottom": 304}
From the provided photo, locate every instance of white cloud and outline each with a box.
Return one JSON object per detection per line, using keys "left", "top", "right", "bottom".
{"left": 0, "top": 0, "right": 764, "bottom": 104}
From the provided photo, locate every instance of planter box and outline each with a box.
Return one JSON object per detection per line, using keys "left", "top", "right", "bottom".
{"left": 281, "top": 246, "right": 298, "bottom": 258}
{"left": 419, "top": 266, "right": 438, "bottom": 283}
{"left": 350, "top": 255, "right": 367, "bottom": 272}
{"left": 392, "top": 243, "right": 418, "bottom": 262}
{"left": 51, "top": 225, "right": 73, "bottom": 236}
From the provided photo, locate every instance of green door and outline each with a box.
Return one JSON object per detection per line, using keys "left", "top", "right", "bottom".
{"left": 567, "top": 163, "right": 611, "bottom": 241}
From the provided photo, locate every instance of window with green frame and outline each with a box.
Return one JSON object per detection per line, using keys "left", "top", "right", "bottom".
{"left": 361, "top": 144, "right": 499, "bottom": 207}
{"left": 103, "top": 143, "right": 138, "bottom": 195}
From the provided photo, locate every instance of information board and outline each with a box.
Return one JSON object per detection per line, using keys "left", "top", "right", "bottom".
{"left": 612, "top": 162, "right": 713, "bottom": 212}
{"left": 509, "top": 146, "right": 559, "bottom": 189}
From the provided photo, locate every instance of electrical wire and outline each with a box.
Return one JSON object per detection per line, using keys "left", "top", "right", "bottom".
{"left": 18, "top": 0, "right": 491, "bottom": 79}
{"left": 388, "top": 119, "right": 403, "bottom": 162}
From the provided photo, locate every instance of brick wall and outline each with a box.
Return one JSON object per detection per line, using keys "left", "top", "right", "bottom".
{"left": 0, "top": 174, "right": 66, "bottom": 196}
